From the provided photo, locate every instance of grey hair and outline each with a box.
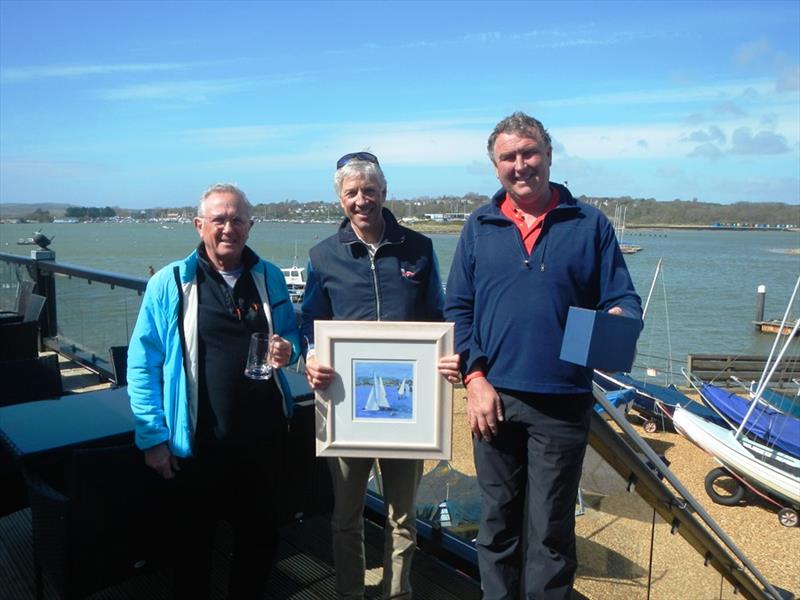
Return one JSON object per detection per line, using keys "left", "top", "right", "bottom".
{"left": 487, "top": 112, "right": 552, "bottom": 164}
{"left": 197, "top": 183, "right": 253, "bottom": 218}
{"left": 333, "top": 160, "right": 387, "bottom": 197}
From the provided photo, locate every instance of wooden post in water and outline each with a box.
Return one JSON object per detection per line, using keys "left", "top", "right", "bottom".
{"left": 754, "top": 284, "right": 766, "bottom": 327}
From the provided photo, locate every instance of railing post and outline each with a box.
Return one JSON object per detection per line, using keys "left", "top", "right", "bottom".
{"left": 31, "top": 249, "right": 57, "bottom": 339}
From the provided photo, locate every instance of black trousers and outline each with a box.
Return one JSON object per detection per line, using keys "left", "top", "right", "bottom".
{"left": 473, "top": 390, "right": 593, "bottom": 600}
{"left": 169, "top": 434, "right": 286, "bottom": 600}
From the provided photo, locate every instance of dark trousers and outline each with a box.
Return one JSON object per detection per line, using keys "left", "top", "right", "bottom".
{"left": 169, "top": 435, "right": 286, "bottom": 600}
{"left": 473, "top": 390, "right": 593, "bottom": 600}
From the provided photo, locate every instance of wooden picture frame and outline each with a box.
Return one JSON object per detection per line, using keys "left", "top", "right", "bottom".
{"left": 314, "top": 320, "right": 454, "bottom": 459}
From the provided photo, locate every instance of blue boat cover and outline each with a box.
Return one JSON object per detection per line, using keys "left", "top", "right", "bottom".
{"left": 701, "top": 383, "right": 800, "bottom": 459}
{"left": 594, "top": 371, "right": 726, "bottom": 426}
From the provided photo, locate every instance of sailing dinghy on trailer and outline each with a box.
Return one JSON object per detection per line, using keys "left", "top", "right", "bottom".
{"left": 686, "top": 373, "right": 800, "bottom": 459}
{"left": 674, "top": 276, "right": 800, "bottom": 527}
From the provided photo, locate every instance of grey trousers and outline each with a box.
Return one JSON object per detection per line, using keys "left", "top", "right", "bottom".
{"left": 328, "top": 456, "right": 423, "bottom": 599}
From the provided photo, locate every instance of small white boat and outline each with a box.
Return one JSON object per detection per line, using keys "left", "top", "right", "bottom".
{"left": 281, "top": 265, "right": 306, "bottom": 303}
{"left": 364, "top": 374, "right": 391, "bottom": 411}
{"left": 672, "top": 405, "right": 800, "bottom": 507}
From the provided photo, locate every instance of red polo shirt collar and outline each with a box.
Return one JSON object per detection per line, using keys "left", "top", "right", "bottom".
{"left": 500, "top": 186, "right": 559, "bottom": 254}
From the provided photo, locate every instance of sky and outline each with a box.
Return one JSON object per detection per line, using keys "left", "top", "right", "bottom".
{"left": 1, "top": 0, "right": 799, "bottom": 209}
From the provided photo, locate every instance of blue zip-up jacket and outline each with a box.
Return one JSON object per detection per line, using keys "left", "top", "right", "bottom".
{"left": 444, "top": 184, "right": 642, "bottom": 394}
{"left": 301, "top": 208, "right": 443, "bottom": 349}
{"left": 127, "top": 247, "right": 301, "bottom": 457}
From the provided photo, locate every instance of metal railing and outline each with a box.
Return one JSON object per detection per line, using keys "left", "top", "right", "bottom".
{"left": 0, "top": 251, "right": 146, "bottom": 379}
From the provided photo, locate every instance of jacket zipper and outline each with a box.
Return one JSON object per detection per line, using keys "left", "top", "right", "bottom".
{"left": 369, "top": 252, "right": 382, "bottom": 320}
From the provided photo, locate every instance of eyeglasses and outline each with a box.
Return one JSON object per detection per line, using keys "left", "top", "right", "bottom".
{"left": 336, "top": 152, "right": 380, "bottom": 170}
{"left": 203, "top": 216, "right": 250, "bottom": 229}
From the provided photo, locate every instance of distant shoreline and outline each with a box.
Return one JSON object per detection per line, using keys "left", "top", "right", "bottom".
{"left": 404, "top": 221, "right": 800, "bottom": 234}
{"left": 2, "top": 219, "right": 798, "bottom": 236}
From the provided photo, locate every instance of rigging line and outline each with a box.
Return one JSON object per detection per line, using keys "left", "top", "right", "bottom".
{"left": 646, "top": 506, "right": 656, "bottom": 600}
{"left": 738, "top": 317, "right": 800, "bottom": 440}
{"left": 661, "top": 265, "right": 674, "bottom": 386}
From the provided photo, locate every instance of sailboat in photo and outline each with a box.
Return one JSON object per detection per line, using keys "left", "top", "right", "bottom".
{"left": 397, "top": 378, "right": 409, "bottom": 398}
{"left": 364, "top": 374, "right": 391, "bottom": 411}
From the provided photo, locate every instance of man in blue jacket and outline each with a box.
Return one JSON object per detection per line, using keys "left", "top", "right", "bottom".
{"left": 301, "top": 152, "right": 460, "bottom": 599}
{"left": 445, "top": 113, "right": 642, "bottom": 599}
{"left": 128, "top": 183, "right": 300, "bottom": 600}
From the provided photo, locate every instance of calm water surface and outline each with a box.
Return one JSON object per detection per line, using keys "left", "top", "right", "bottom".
{"left": 1, "top": 221, "right": 798, "bottom": 379}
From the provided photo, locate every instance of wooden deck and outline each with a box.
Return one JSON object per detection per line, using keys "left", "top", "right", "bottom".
{"left": 0, "top": 508, "right": 482, "bottom": 599}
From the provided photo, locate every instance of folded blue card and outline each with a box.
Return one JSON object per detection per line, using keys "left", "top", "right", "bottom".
{"left": 559, "top": 307, "right": 641, "bottom": 372}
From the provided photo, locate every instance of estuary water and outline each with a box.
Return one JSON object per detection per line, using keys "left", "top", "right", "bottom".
{"left": 1, "top": 221, "right": 798, "bottom": 380}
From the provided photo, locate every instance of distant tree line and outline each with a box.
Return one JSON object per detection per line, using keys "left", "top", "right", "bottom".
{"left": 65, "top": 206, "right": 117, "bottom": 219}
{"left": 578, "top": 196, "right": 799, "bottom": 226}
{"left": 22, "top": 208, "right": 54, "bottom": 223}
{"left": 12, "top": 195, "right": 798, "bottom": 227}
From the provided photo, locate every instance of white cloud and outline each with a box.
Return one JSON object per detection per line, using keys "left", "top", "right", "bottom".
{"left": 687, "top": 143, "right": 725, "bottom": 159}
{"left": 1, "top": 61, "right": 194, "bottom": 83}
{"left": 555, "top": 124, "right": 681, "bottom": 159}
{"left": 681, "top": 126, "right": 726, "bottom": 145}
{"left": 712, "top": 101, "right": 746, "bottom": 117}
{"left": 537, "top": 79, "right": 775, "bottom": 110}
{"left": 776, "top": 66, "right": 800, "bottom": 92}
{"left": 179, "top": 125, "right": 306, "bottom": 148}
{"left": 99, "top": 78, "right": 263, "bottom": 102}
{"left": 735, "top": 40, "right": 772, "bottom": 68}
{"left": 730, "top": 127, "right": 791, "bottom": 154}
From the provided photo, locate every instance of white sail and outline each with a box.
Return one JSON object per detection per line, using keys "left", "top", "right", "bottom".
{"left": 364, "top": 374, "right": 380, "bottom": 411}
{"left": 365, "top": 374, "right": 391, "bottom": 411}
{"left": 377, "top": 376, "right": 391, "bottom": 409}
{"left": 398, "top": 378, "right": 407, "bottom": 397}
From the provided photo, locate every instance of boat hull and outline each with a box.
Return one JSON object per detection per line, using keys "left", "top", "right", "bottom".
{"left": 698, "top": 383, "right": 800, "bottom": 459}
{"left": 672, "top": 406, "right": 800, "bottom": 507}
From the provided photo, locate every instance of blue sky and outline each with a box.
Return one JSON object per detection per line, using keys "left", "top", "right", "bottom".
{"left": 1, "top": 0, "right": 798, "bottom": 208}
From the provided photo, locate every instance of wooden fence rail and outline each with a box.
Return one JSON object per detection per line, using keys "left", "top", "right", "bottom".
{"left": 686, "top": 354, "right": 800, "bottom": 388}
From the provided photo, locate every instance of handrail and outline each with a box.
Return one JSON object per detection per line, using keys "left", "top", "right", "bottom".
{"left": 0, "top": 252, "right": 146, "bottom": 379}
{"left": 0, "top": 252, "right": 147, "bottom": 292}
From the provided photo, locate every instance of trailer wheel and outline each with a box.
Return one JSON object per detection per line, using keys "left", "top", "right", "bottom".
{"left": 704, "top": 467, "right": 745, "bottom": 506}
{"left": 778, "top": 508, "right": 799, "bottom": 528}
{"left": 643, "top": 419, "right": 658, "bottom": 434}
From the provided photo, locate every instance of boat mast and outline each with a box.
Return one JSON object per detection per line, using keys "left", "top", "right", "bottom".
{"left": 641, "top": 258, "right": 663, "bottom": 320}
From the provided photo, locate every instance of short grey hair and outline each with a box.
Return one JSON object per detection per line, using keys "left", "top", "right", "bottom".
{"left": 334, "top": 160, "right": 387, "bottom": 197}
{"left": 197, "top": 183, "right": 253, "bottom": 218}
{"left": 487, "top": 112, "right": 552, "bottom": 164}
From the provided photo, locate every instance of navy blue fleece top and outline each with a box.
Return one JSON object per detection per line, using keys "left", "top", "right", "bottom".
{"left": 444, "top": 183, "right": 643, "bottom": 394}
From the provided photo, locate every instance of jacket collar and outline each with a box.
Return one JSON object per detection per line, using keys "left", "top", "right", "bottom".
{"left": 483, "top": 182, "right": 577, "bottom": 222}
{"left": 490, "top": 182, "right": 575, "bottom": 210}
{"left": 337, "top": 207, "right": 404, "bottom": 246}
{"left": 181, "top": 244, "right": 261, "bottom": 283}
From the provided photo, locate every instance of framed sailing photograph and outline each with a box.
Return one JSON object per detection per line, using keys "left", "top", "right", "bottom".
{"left": 314, "top": 320, "right": 454, "bottom": 459}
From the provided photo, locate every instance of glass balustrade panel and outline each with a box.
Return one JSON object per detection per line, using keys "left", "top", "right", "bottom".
{"left": 51, "top": 273, "right": 142, "bottom": 364}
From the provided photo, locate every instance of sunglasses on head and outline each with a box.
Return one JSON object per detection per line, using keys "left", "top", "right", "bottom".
{"left": 336, "top": 152, "right": 380, "bottom": 170}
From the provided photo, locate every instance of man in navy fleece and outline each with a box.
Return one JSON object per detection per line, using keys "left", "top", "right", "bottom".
{"left": 445, "top": 112, "right": 642, "bottom": 599}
